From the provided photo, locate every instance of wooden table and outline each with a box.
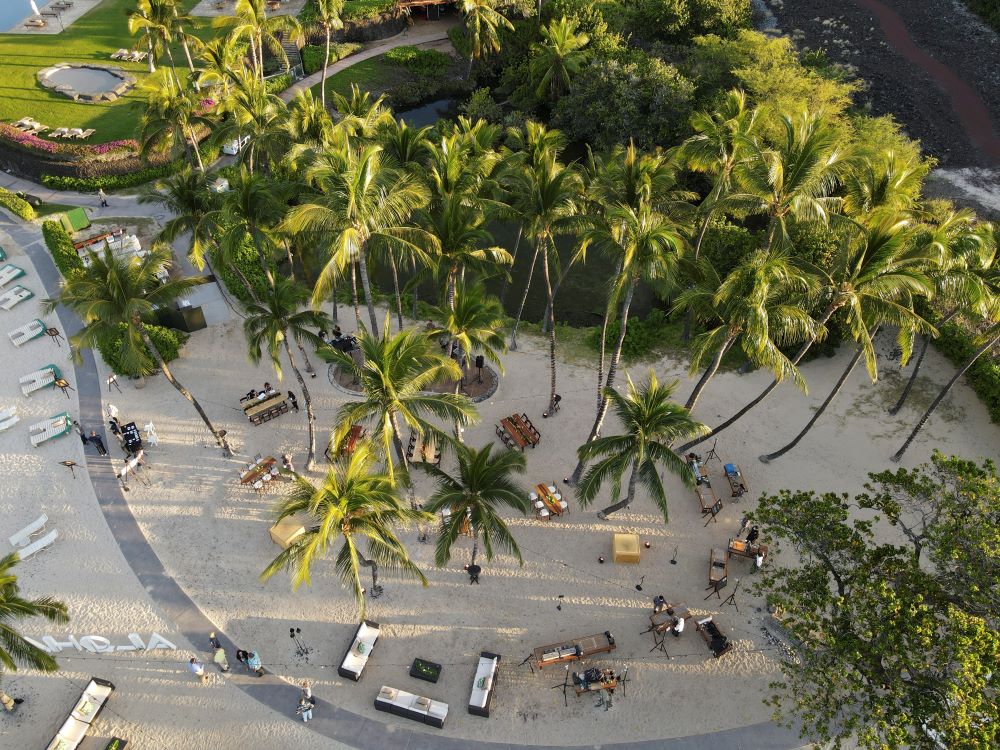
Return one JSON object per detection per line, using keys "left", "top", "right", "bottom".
{"left": 708, "top": 548, "right": 728, "bottom": 588}
{"left": 510, "top": 413, "right": 540, "bottom": 446}
{"left": 244, "top": 393, "right": 288, "bottom": 425}
{"left": 241, "top": 457, "right": 276, "bottom": 485}
{"left": 499, "top": 418, "right": 528, "bottom": 450}
{"left": 649, "top": 603, "right": 690, "bottom": 634}
{"left": 533, "top": 631, "right": 616, "bottom": 670}
{"left": 728, "top": 538, "right": 768, "bottom": 560}
{"left": 536, "top": 484, "right": 563, "bottom": 516}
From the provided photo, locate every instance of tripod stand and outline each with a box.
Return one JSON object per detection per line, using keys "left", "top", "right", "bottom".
{"left": 721, "top": 577, "right": 741, "bottom": 613}
{"left": 705, "top": 439, "right": 722, "bottom": 464}
{"left": 551, "top": 664, "right": 571, "bottom": 707}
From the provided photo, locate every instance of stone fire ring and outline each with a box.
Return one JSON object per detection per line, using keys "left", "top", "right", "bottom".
{"left": 37, "top": 63, "right": 136, "bottom": 103}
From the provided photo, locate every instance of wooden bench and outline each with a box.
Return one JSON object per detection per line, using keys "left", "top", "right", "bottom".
{"left": 533, "top": 631, "right": 616, "bottom": 670}
{"left": 708, "top": 547, "right": 728, "bottom": 588}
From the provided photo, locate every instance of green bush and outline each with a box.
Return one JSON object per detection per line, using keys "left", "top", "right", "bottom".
{"left": 97, "top": 323, "right": 189, "bottom": 377}
{"left": 265, "top": 73, "right": 293, "bottom": 94}
{"left": 385, "top": 45, "right": 452, "bottom": 77}
{"left": 587, "top": 308, "right": 681, "bottom": 360}
{"left": 302, "top": 42, "right": 363, "bottom": 74}
{"left": 966, "top": 1, "right": 1000, "bottom": 34}
{"left": 342, "top": 0, "right": 396, "bottom": 20}
{"left": 0, "top": 188, "right": 36, "bottom": 220}
{"left": 41, "top": 164, "right": 175, "bottom": 192}
{"left": 461, "top": 88, "right": 504, "bottom": 123}
{"left": 930, "top": 318, "right": 1000, "bottom": 424}
{"left": 42, "top": 220, "right": 84, "bottom": 277}
{"left": 448, "top": 25, "right": 472, "bottom": 60}
{"left": 215, "top": 236, "right": 272, "bottom": 305}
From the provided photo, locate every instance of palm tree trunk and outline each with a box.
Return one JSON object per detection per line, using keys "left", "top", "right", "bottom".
{"left": 185, "top": 125, "right": 205, "bottom": 173}
{"left": 470, "top": 536, "right": 478, "bottom": 567}
{"left": 138, "top": 323, "right": 229, "bottom": 453}
{"left": 231, "top": 263, "right": 258, "bottom": 302}
{"left": 889, "top": 308, "right": 959, "bottom": 415}
{"left": 350, "top": 261, "right": 362, "bottom": 330}
{"left": 389, "top": 411, "right": 410, "bottom": 475}
{"left": 356, "top": 247, "right": 380, "bottom": 335}
{"left": 892, "top": 329, "right": 1000, "bottom": 462}
{"left": 760, "top": 328, "right": 878, "bottom": 463}
{"left": 625, "top": 460, "right": 640, "bottom": 506}
{"left": 685, "top": 334, "right": 737, "bottom": 412}
{"left": 675, "top": 303, "right": 839, "bottom": 453}
{"left": 164, "top": 45, "right": 184, "bottom": 91}
{"left": 146, "top": 33, "right": 156, "bottom": 73}
{"left": 321, "top": 26, "right": 331, "bottom": 110}
{"left": 594, "top": 258, "right": 624, "bottom": 411}
{"left": 683, "top": 214, "right": 712, "bottom": 341}
{"left": 567, "top": 279, "right": 636, "bottom": 485}
{"left": 175, "top": 16, "right": 200, "bottom": 91}
{"left": 282, "top": 339, "right": 316, "bottom": 470}
{"left": 389, "top": 253, "right": 404, "bottom": 331}
{"left": 498, "top": 224, "right": 522, "bottom": 305}
{"left": 410, "top": 257, "right": 419, "bottom": 320}
{"left": 542, "top": 239, "right": 558, "bottom": 414}
{"left": 331, "top": 276, "right": 339, "bottom": 323}
{"left": 510, "top": 242, "right": 540, "bottom": 351}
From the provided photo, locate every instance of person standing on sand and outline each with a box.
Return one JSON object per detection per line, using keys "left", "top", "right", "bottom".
{"left": 247, "top": 650, "right": 263, "bottom": 676}
{"left": 287, "top": 390, "right": 299, "bottom": 412}
{"left": 188, "top": 657, "right": 207, "bottom": 683}
{"left": 98, "top": 188, "right": 108, "bottom": 207}
{"left": 296, "top": 695, "right": 314, "bottom": 722}
{"left": 73, "top": 420, "right": 88, "bottom": 446}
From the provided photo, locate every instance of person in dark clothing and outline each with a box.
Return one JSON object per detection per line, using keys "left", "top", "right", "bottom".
{"left": 235, "top": 649, "right": 249, "bottom": 672}
{"left": 465, "top": 564, "right": 481, "bottom": 584}
{"left": 109, "top": 420, "right": 123, "bottom": 443}
{"left": 209, "top": 632, "right": 222, "bottom": 650}
{"left": 73, "top": 420, "right": 88, "bottom": 446}
{"left": 746, "top": 525, "right": 760, "bottom": 544}
{"left": 89, "top": 431, "right": 108, "bottom": 456}
{"left": 287, "top": 391, "right": 299, "bottom": 412}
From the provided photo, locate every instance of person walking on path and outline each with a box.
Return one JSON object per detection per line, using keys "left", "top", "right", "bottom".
{"left": 188, "top": 657, "right": 207, "bottom": 683}
{"left": 287, "top": 390, "right": 299, "bottom": 412}
{"left": 235, "top": 649, "right": 249, "bottom": 672}
{"left": 208, "top": 632, "right": 229, "bottom": 672}
{"left": 98, "top": 188, "right": 108, "bottom": 207}
{"left": 73, "top": 420, "right": 88, "bottom": 447}
{"left": 89, "top": 430, "right": 108, "bottom": 456}
{"left": 247, "top": 650, "right": 263, "bottom": 676}
{"left": 296, "top": 695, "right": 314, "bottom": 722}
{"left": 300, "top": 680, "right": 312, "bottom": 702}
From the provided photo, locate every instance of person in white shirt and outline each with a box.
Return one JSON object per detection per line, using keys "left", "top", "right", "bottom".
{"left": 188, "top": 657, "right": 206, "bottom": 682}
{"left": 672, "top": 616, "right": 685, "bottom": 638}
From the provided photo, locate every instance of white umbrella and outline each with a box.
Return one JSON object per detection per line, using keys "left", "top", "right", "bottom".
{"left": 30, "top": 0, "right": 41, "bottom": 16}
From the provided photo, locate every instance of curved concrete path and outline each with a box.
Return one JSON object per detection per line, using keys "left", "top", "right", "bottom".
{"left": 0, "top": 207, "right": 809, "bottom": 748}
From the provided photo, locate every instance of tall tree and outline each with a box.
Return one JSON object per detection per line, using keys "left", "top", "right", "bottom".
{"left": 214, "top": 0, "right": 303, "bottom": 80}
{"left": 128, "top": 0, "right": 179, "bottom": 79}
{"left": 243, "top": 278, "right": 331, "bottom": 469}
{"left": 529, "top": 16, "right": 589, "bottom": 101}
{"left": 47, "top": 245, "right": 231, "bottom": 452}
{"left": 751, "top": 456, "right": 999, "bottom": 750}
{"left": 319, "top": 317, "right": 477, "bottom": 484}
{"left": 140, "top": 166, "right": 220, "bottom": 272}
{"left": 214, "top": 70, "right": 290, "bottom": 175}
{"left": 421, "top": 444, "right": 529, "bottom": 568}
{"left": 458, "top": 0, "right": 514, "bottom": 77}
{"left": 312, "top": 0, "right": 344, "bottom": 110}
{"left": 135, "top": 71, "right": 211, "bottom": 172}
{"left": 260, "top": 444, "right": 431, "bottom": 621}
{"left": 0, "top": 552, "right": 69, "bottom": 703}
{"left": 576, "top": 372, "right": 707, "bottom": 522}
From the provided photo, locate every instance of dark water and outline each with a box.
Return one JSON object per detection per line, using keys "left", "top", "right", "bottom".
{"left": 396, "top": 99, "right": 458, "bottom": 129}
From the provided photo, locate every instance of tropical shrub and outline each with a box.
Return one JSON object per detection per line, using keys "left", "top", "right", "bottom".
{"left": 588, "top": 308, "right": 681, "bottom": 360}
{"left": 966, "top": 0, "right": 1000, "bottom": 33}
{"left": 41, "top": 165, "right": 176, "bottom": 191}
{"left": 342, "top": 0, "right": 396, "bottom": 20}
{"left": 461, "top": 88, "right": 504, "bottom": 123}
{"left": 215, "top": 237, "right": 273, "bottom": 305}
{"left": 0, "top": 188, "right": 36, "bottom": 220}
{"left": 265, "top": 73, "right": 294, "bottom": 94}
{"left": 301, "top": 42, "right": 363, "bottom": 74}
{"left": 42, "top": 220, "right": 84, "bottom": 277}
{"left": 385, "top": 45, "right": 452, "bottom": 77}
{"left": 930, "top": 317, "right": 1000, "bottom": 424}
{"left": 97, "top": 322, "right": 189, "bottom": 377}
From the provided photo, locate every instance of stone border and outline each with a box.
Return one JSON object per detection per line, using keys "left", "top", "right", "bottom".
{"left": 37, "top": 63, "right": 136, "bottom": 103}
{"left": 3, "top": 211, "right": 807, "bottom": 749}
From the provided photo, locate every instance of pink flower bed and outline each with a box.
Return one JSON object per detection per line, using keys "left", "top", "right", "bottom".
{"left": 0, "top": 123, "right": 140, "bottom": 161}
{"left": 0, "top": 123, "right": 66, "bottom": 155}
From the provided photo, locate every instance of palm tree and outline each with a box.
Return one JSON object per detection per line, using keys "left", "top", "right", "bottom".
{"left": 889, "top": 212, "right": 996, "bottom": 414}
{"left": 502, "top": 153, "right": 584, "bottom": 413}
{"left": 260, "top": 444, "right": 430, "bottom": 621}
{"left": 140, "top": 167, "right": 220, "bottom": 272}
{"left": 215, "top": 0, "right": 303, "bottom": 80}
{"left": 127, "top": 0, "right": 174, "bottom": 77}
{"left": 286, "top": 145, "right": 430, "bottom": 334}
{"left": 312, "top": 0, "right": 344, "bottom": 110}
{"left": 459, "top": 0, "right": 514, "bottom": 77}
{"left": 243, "top": 278, "right": 331, "bottom": 470}
{"left": 576, "top": 372, "right": 707, "bottom": 522}
{"left": 566, "top": 204, "right": 686, "bottom": 485}
{"left": 332, "top": 85, "right": 394, "bottom": 143}
{"left": 167, "top": 0, "right": 201, "bottom": 90}
{"left": 530, "top": 16, "right": 589, "bottom": 100}
{"left": 286, "top": 89, "right": 336, "bottom": 146}
{"left": 677, "top": 214, "right": 937, "bottom": 453}
{"left": 214, "top": 70, "right": 290, "bottom": 175}
{"left": 135, "top": 71, "right": 211, "bottom": 172}
{"left": 841, "top": 149, "right": 926, "bottom": 218}
{"left": 197, "top": 35, "right": 244, "bottom": 96}
{"left": 421, "top": 444, "right": 529, "bottom": 568}
{"left": 319, "top": 317, "right": 478, "bottom": 484}
{"left": 0, "top": 551, "right": 69, "bottom": 698}
{"left": 678, "top": 249, "right": 816, "bottom": 412}
{"left": 46, "top": 245, "right": 231, "bottom": 452}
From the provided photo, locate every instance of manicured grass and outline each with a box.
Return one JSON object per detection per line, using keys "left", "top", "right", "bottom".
{"left": 309, "top": 54, "right": 401, "bottom": 101}
{"left": 0, "top": 0, "right": 212, "bottom": 144}
{"left": 34, "top": 201, "right": 80, "bottom": 217}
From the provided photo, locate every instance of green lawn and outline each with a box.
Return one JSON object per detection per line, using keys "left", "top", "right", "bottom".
{"left": 310, "top": 55, "right": 401, "bottom": 101}
{"left": 0, "top": 0, "right": 213, "bottom": 144}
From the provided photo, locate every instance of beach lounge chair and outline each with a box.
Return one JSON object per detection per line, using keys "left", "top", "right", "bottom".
{"left": 0, "top": 264, "right": 26, "bottom": 288}
{"left": 0, "top": 285, "right": 34, "bottom": 311}
{"left": 111, "top": 49, "right": 129, "bottom": 60}
{"left": 24, "top": 124, "right": 47, "bottom": 135}
{"left": 0, "top": 407, "right": 18, "bottom": 432}
{"left": 9, "top": 513, "right": 48, "bottom": 548}
{"left": 12, "top": 118, "right": 33, "bottom": 129}
{"left": 8, "top": 318, "right": 46, "bottom": 347}
{"left": 20, "top": 364, "right": 59, "bottom": 396}
{"left": 338, "top": 620, "right": 380, "bottom": 681}
{"left": 67, "top": 128, "right": 84, "bottom": 139}
{"left": 0, "top": 248, "right": 6, "bottom": 261}
{"left": 49, "top": 127, "right": 70, "bottom": 138}
{"left": 76, "top": 128, "right": 96, "bottom": 139}
{"left": 29, "top": 411, "right": 72, "bottom": 447}
{"left": 25, "top": 18, "right": 47, "bottom": 28}
{"left": 19, "top": 529, "right": 59, "bottom": 560}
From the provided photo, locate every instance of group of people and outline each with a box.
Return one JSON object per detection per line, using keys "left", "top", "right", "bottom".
{"left": 319, "top": 326, "right": 357, "bottom": 353}
{"left": 244, "top": 384, "right": 299, "bottom": 412}
{"left": 652, "top": 596, "right": 686, "bottom": 637}
{"left": 188, "top": 634, "right": 316, "bottom": 722}
{"left": 737, "top": 516, "right": 766, "bottom": 571}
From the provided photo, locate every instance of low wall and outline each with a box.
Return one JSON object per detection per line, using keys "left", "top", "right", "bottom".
{"left": 305, "top": 10, "right": 407, "bottom": 45}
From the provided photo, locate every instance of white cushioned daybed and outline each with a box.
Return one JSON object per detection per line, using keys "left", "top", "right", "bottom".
{"left": 338, "top": 620, "right": 379, "bottom": 681}
{"left": 45, "top": 677, "right": 115, "bottom": 750}
{"left": 468, "top": 651, "right": 500, "bottom": 717}
{"left": 374, "top": 685, "right": 448, "bottom": 729}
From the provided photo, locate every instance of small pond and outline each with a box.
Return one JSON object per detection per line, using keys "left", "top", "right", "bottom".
{"left": 396, "top": 98, "right": 458, "bottom": 128}
{"left": 38, "top": 63, "right": 135, "bottom": 103}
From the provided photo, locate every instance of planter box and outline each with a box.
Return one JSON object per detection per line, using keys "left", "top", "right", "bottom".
{"left": 409, "top": 657, "right": 441, "bottom": 683}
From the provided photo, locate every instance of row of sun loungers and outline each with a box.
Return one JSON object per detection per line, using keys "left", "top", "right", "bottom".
{"left": 110, "top": 49, "right": 148, "bottom": 62}
{"left": 48, "top": 127, "right": 97, "bottom": 140}
{"left": 10, "top": 120, "right": 96, "bottom": 140}
{"left": 9, "top": 513, "right": 59, "bottom": 559}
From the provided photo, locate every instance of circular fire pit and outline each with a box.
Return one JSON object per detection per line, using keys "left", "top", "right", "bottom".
{"left": 37, "top": 63, "right": 136, "bottom": 103}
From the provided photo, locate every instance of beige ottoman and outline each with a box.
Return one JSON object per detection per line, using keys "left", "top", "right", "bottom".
{"left": 269, "top": 518, "right": 305, "bottom": 549}
{"left": 612, "top": 533, "right": 640, "bottom": 564}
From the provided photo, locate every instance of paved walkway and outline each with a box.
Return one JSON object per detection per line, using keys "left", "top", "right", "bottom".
{"left": 279, "top": 18, "right": 458, "bottom": 103}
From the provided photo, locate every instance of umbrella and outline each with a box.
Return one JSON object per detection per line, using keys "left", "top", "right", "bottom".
{"left": 30, "top": 0, "right": 41, "bottom": 16}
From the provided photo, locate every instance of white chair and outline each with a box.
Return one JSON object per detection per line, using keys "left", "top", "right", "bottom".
{"left": 20, "top": 366, "right": 57, "bottom": 396}
{"left": 9, "top": 513, "right": 47, "bottom": 548}
{"left": 547, "top": 485, "right": 558, "bottom": 494}
{"left": 0, "top": 264, "right": 26, "bottom": 288}
{"left": 252, "top": 480, "right": 264, "bottom": 492}
{"left": 8, "top": 318, "right": 46, "bottom": 347}
{"left": 19, "top": 529, "right": 58, "bottom": 560}
{"left": 528, "top": 491, "right": 538, "bottom": 502}
{"left": 0, "top": 285, "right": 33, "bottom": 311}
{"left": 269, "top": 466, "right": 279, "bottom": 476}
{"left": 0, "top": 406, "right": 18, "bottom": 432}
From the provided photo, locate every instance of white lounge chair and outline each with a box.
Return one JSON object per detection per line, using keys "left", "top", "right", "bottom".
{"left": 8, "top": 318, "right": 46, "bottom": 347}
{"left": 111, "top": 49, "right": 129, "bottom": 60}
{"left": 49, "top": 127, "right": 70, "bottom": 138}
{"left": 0, "top": 285, "right": 33, "bottom": 311}
{"left": 0, "top": 406, "right": 18, "bottom": 432}
{"left": 19, "top": 529, "right": 58, "bottom": 560}
{"left": 67, "top": 128, "right": 84, "bottom": 139}
{"left": 20, "top": 365, "right": 59, "bottom": 396}
{"left": 29, "top": 411, "right": 73, "bottom": 447}
{"left": 76, "top": 128, "right": 96, "bottom": 139}
{"left": 9, "top": 513, "right": 48, "bottom": 548}
{"left": 0, "top": 264, "right": 25, "bottom": 288}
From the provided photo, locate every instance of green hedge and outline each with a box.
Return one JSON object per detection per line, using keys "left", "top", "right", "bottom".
{"left": 385, "top": 45, "right": 452, "bottom": 77}
{"left": 587, "top": 308, "right": 683, "bottom": 360}
{"left": 931, "top": 319, "right": 1000, "bottom": 424}
{"left": 42, "top": 220, "right": 84, "bottom": 277}
{"left": 0, "top": 188, "right": 36, "bottom": 220}
{"left": 216, "top": 236, "right": 272, "bottom": 305}
{"left": 97, "top": 323, "right": 189, "bottom": 377}
{"left": 41, "top": 164, "right": 176, "bottom": 192}
{"left": 343, "top": 0, "right": 396, "bottom": 20}
{"left": 966, "top": 1, "right": 1000, "bottom": 33}
{"left": 302, "top": 42, "right": 363, "bottom": 75}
